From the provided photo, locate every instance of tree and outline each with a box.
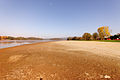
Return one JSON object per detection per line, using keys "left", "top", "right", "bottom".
{"left": 67, "top": 37, "right": 73, "bottom": 40}
{"left": 8, "top": 36, "right": 15, "bottom": 40}
{"left": 117, "top": 33, "right": 120, "bottom": 37}
{"left": 110, "top": 36, "right": 114, "bottom": 40}
{"left": 77, "top": 37, "right": 83, "bottom": 40}
{"left": 110, "top": 33, "right": 120, "bottom": 40}
{"left": 72, "top": 36, "right": 77, "bottom": 40}
{"left": 97, "top": 26, "right": 111, "bottom": 40}
{"left": 67, "top": 37, "right": 83, "bottom": 40}
{"left": 82, "top": 33, "right": 92, "bottom": 40}
{"left": 92, "top": 32, "right": 99, "bottom": 40}
{"left": 73, "top": 37, "right": 83, "bottom": 40}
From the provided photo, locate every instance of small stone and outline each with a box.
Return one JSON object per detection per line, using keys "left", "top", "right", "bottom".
{"left": 104, "top": 75, "right": 111, "bottom": 79}
{"left": 85, "top": 72, "right": 89, "bottom": 76}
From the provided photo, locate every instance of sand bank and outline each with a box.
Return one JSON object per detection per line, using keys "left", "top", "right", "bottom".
{"left": 0, "top": 41, "right": 120, "bottom": 80}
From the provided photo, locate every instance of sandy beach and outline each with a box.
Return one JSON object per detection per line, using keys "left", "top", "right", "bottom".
{"left": 0, "top": 41, "right": 120, "bottom": 80}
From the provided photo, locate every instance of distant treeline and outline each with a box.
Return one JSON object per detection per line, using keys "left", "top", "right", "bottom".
{"left": 7, "top": 36, "right": 43, "bottom": 40}
{"left": 49, "top": 38, "right": 65, "bottom": 40}
{"left": 0, "top": 36, "right": 66, "bottom": 40}
{"left": 110, "top": 34, "right": 120, "bottom": 40}
{"left": 67, "top": 26, "right": 120, "bottom": 40}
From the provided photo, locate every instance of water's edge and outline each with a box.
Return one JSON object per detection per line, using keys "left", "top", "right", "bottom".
{"left": 0, "top": 40, "right": 57, "bottom": 49}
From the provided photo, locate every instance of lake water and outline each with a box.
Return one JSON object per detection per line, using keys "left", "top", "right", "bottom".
{"left": 0, "top": 40, "right": 55, "bottom": 49}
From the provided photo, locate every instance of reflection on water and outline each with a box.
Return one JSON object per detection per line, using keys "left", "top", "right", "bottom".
{"left": 0, "top": 40, "right": 53, "bottom": 49}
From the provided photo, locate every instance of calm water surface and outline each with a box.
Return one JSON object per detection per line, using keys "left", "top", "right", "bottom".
{"left": 0, "top": 40, "right": 54, "bottom": 49}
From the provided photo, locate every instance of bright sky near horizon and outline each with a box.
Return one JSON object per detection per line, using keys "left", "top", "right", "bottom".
{"left": 0, "top": 0, "right": 120, "bottom": 38}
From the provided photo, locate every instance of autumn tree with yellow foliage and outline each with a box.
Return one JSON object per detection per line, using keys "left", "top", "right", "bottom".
{"left": 97, "top": 26, "right": 111, "bottom": 40}
{"left": 82, "top": 33, "right": 92, "bottom": 40}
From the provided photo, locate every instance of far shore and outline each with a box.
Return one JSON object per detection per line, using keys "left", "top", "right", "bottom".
{"left": 0, "top": 41, "right": 120, "bottom": 80}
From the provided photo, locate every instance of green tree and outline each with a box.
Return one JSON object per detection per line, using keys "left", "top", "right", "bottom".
{"left": 82, "top": 33, "right": 92, "bottom": 40}
{"left": 92, "top": 32, "right": 99, "bottom": 40}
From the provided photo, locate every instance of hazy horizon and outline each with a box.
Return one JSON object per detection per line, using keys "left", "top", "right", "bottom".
{"left": 0, "top": 0, "right": 120, "bottom": 38}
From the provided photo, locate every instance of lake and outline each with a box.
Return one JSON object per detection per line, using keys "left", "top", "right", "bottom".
{"left": 0, "top": 40, "right": 55, "bottom": 49}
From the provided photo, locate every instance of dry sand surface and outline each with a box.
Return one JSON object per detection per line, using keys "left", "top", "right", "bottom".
{"left": 0, "top": 41, "right": 120, "bottom": 80}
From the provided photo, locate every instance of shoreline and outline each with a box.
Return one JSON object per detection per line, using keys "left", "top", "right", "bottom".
{"left": 0, "top": 40, "right": 63, "bottom": 50}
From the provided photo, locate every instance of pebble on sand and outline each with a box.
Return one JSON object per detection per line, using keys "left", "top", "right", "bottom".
{"left": 104, "top": 75, "right": 111, "bottom": 79}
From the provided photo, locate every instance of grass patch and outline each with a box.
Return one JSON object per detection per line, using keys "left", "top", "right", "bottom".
{"left": 71, "top": 40, "right": 120, "bottom": 42}
{"left": 98, "top": 40, "right": 120, "bottom": 42}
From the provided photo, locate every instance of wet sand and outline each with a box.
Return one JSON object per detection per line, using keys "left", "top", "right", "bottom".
{"left": 0, "top": 41, "right": 120, "bottom": 80}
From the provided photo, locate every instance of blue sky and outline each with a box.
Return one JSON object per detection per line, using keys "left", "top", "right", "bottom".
{"left": 0, "top": 0, "right": 120, "bottom": 38}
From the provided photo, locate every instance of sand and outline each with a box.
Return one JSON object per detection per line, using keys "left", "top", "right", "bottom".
{"left": 0, "top": 41, "right": 120, "bottom": 80}
{"left": 55, "top": 41, "right": 120, "bottom": 58}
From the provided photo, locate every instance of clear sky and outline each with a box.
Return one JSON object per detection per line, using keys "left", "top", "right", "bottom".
{"left": 0, "top": 0, "right": 120, "bottom": 38}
